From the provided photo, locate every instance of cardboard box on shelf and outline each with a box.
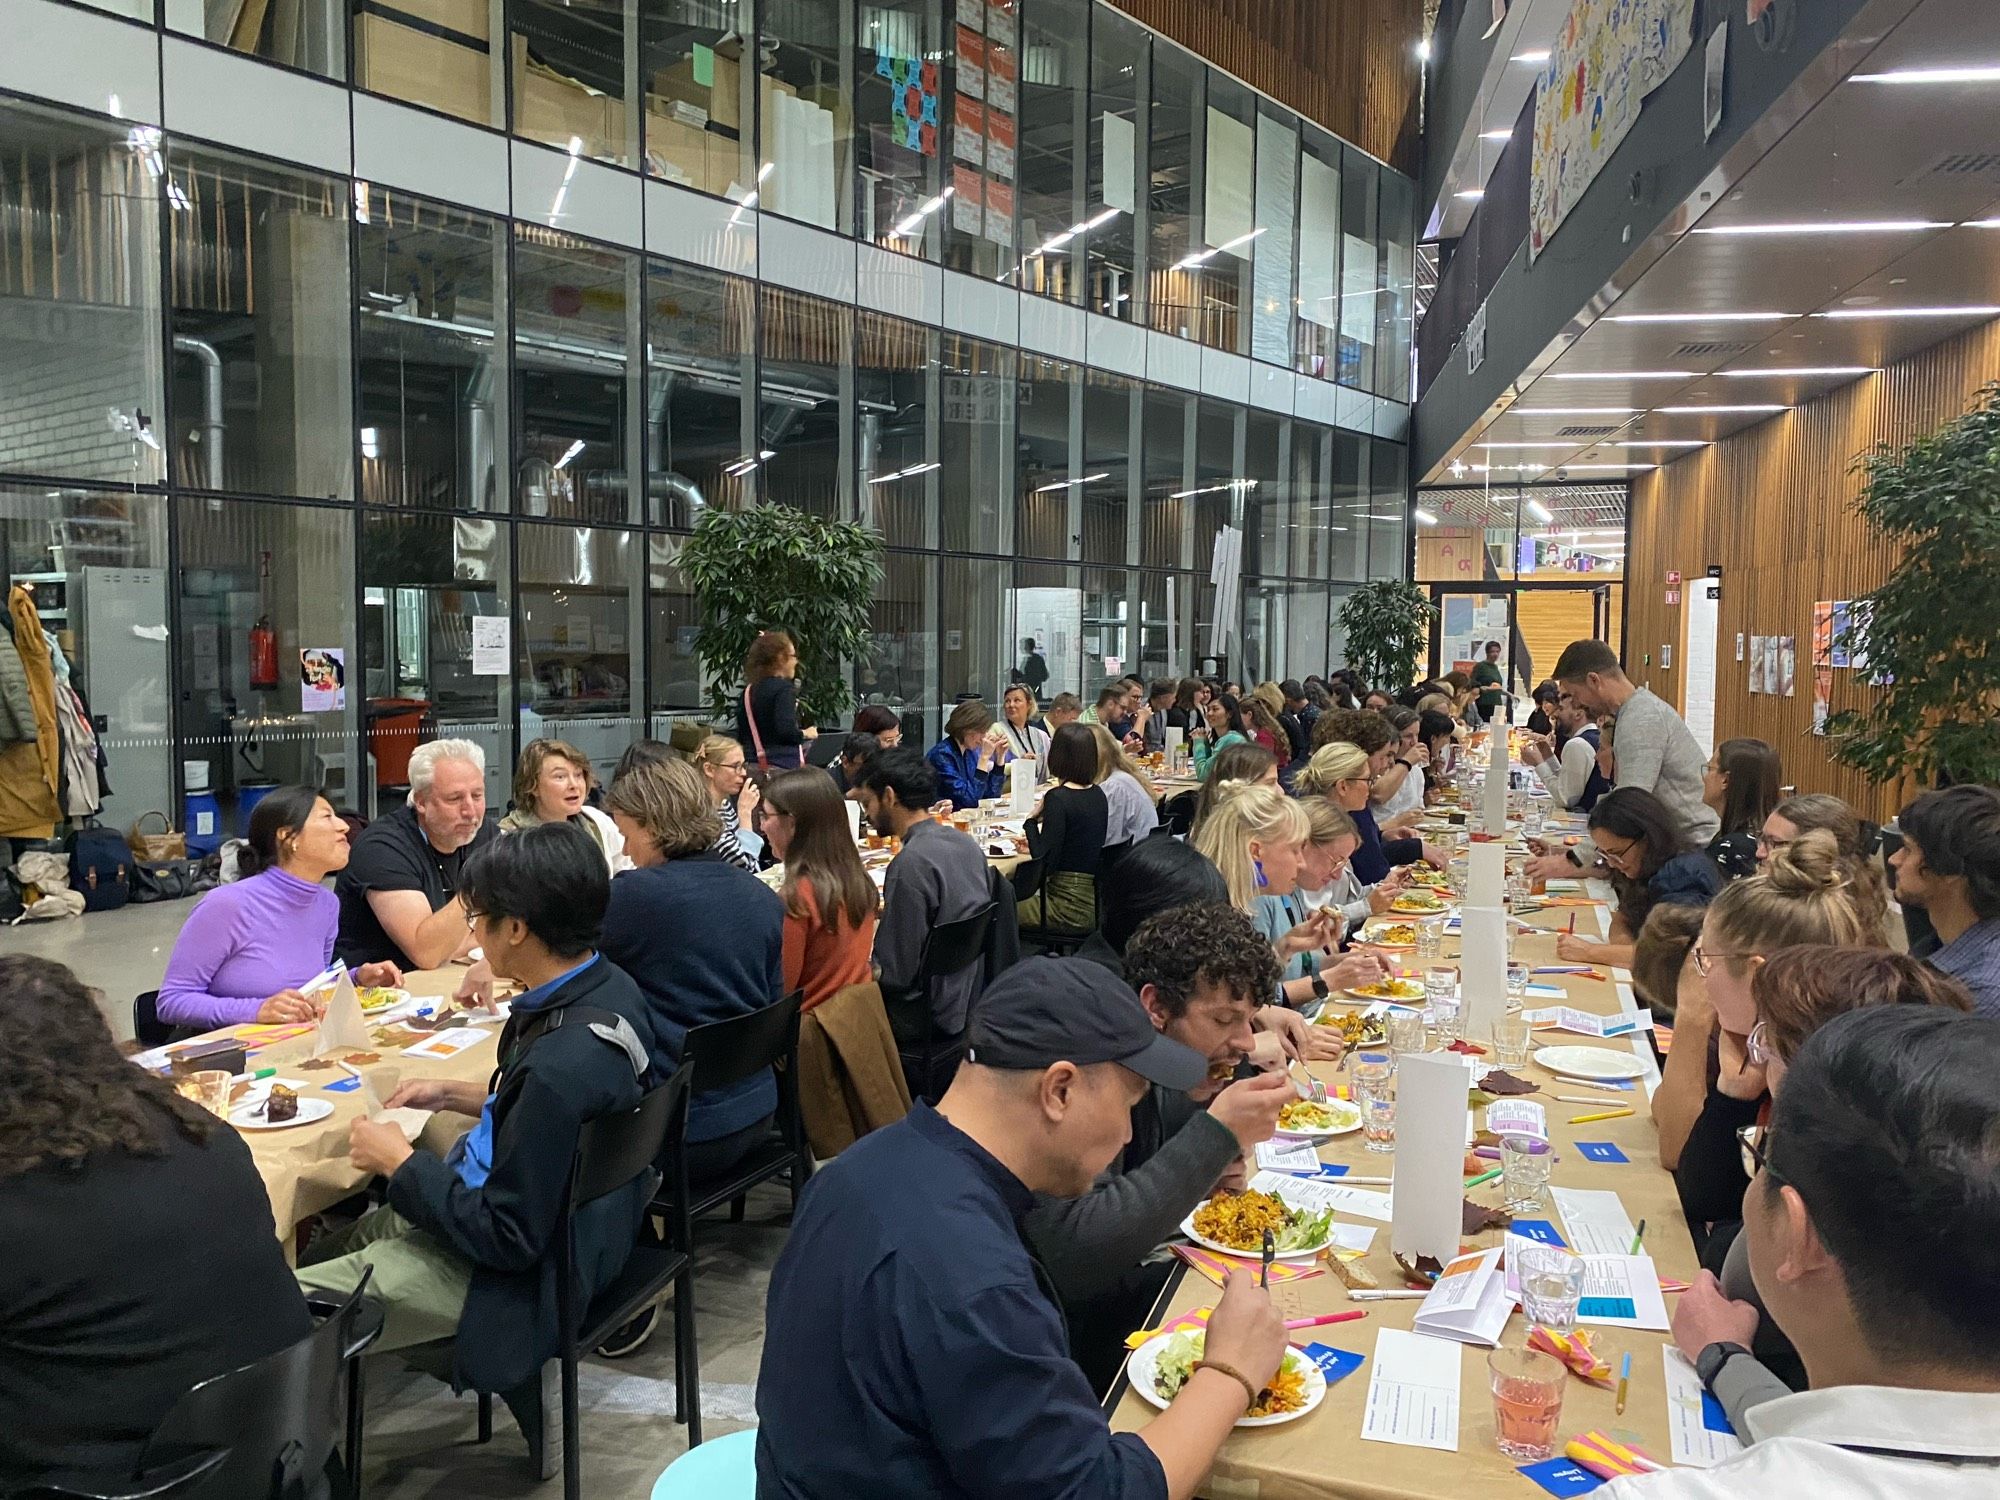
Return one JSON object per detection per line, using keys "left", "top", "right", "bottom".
{"left": 360, "top": 0, "right": 490, "bottom": 43}
{"left": 354, "top": 14, "right": 493, "bottom": 126}
{"left": 654, "top": 49, "right": 744, "bottom": 132}
{"left": 512, "top": 35, "right": 628, "bottom": 165}
{"left": 644, "top": 110, "right": 709, "bottom": 189}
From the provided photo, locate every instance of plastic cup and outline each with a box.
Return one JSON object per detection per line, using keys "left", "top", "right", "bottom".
{"left": 176, "top": 1069, "right": 233, "bottom": 1118}
{"left": 1387, "top": 1012, "right": 1429, "bottom": 1057}
{"left": 1489, "top": 1345, "right": 1567, "bottom": 1460}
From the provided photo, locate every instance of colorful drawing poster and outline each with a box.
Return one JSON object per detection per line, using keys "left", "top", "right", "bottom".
{"left": 886, "top": 51, "right": 941, "bottom": 157}
{"left": 951, "top": 164, "right": 984, "bottom": 234}
{"left": 984, "top": 108, "right": 1016, "bottom": 180}
{"left": 1747, "top": 636, "right": 1765, "bottom": 694}
{"left": 1830, "top": 599, "right": 1852, "bottom": 667}
{"left": 1777, "top": 636, "right": 1797, "bottom": 698}
{"left": 984, "top": 177, "right": 1014, "bottom": 246}
{"left": 955, "top": 26, "right": 985, "bottom": 99}
{"left": 1530, "top": 0, "right": 1696, "bottom": 260}
{"left": 300, "top": 648, "right": 345, "bottom": 712}
{"left": 957, "top": 0, "right": 984, "bottom": 28}
{"left": 953, "top": 95, "right": 985, "bottom": 165}
{"left": 987, "top": 42, "right": 1017, "bottom": 114}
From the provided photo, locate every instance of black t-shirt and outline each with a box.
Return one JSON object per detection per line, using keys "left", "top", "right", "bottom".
{"left": 0, "top": 1116, "right": 313, "bottom": 1486}
{"left": 333, "top": 802, "right": 497, "bottom": 969}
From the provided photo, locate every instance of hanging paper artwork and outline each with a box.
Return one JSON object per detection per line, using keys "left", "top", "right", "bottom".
{"left": 987, "top": 42, "right": 1017, "bottom": 114}
{"left": 984, "top": 178, "right": 1014, "bottom": 247}
{"left": 956, "top": 26, "right": 986, "bottom": 99}
{"left": 984, "top": 108, "right": 1016, "bottom": 180}
{"left": 882, "top": 49, "right": 941, "bottom": 157}
{"left": 954, "top": 94, "right": 985, "bottom": 166}
{"left": 952, "top": 164, "right": 984, "bottom": 235}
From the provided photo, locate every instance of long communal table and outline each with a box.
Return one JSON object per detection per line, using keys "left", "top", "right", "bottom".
{"left": 1106, "top": 893, "right": 1698, "bottom": 1498}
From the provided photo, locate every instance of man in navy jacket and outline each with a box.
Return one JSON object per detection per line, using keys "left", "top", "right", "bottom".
{"left": 298, "top": 822, "right": 655, "bottom": 1478}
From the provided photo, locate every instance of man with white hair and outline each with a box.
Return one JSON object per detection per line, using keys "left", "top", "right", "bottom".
{"left": 335, "top": 739, "right": 498, "bottom": 971}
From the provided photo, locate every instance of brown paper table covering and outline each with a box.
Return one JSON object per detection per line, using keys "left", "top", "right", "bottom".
{"left": 1108, "top": 902, "right": 1696, "bottom": 1498}
{"left": 205, "top": 968, "right": 505, "bottom": 1246}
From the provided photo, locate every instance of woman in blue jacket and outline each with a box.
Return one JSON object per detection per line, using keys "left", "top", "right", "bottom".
{"left": 925, "top": 698, "right": 1011, "bottom": 809}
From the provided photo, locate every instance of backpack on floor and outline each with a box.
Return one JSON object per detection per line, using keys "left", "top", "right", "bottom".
{"left": 68, "top": 825, "right": 132, "bottom": 912}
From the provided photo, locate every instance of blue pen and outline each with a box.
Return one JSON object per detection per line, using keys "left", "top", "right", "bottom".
{"left": 1615, "top": 1351, "right": 1633, "bottom": 1415}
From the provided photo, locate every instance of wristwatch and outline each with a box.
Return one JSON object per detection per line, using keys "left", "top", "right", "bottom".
{"left": 1696, "top": 1341, "right": 1753, "bottom": 1390}
{"left": 1310, "top": 973, "right": 1330, "bottom": 1000}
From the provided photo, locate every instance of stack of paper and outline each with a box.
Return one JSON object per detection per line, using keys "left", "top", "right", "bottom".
{"left": 1549, "top": 1186, "right": 1639, "bottom": 1256}
{"left": 1362, "top": 1328, "right": 1462, "bottom": 1450}
{"left": 1250, "top": 1169, "right": 1394, "bottom": 1223}
{"left": 1411, "top": 1247, "right": 1514, "bottom": 1346}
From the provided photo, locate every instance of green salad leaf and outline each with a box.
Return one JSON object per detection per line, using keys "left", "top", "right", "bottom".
{"left": 1274, "top": 1204, "right": 1334, "bottom": 1252}
{"left": 1153, "top": 1332, "right": 1204, "bottom": 1400}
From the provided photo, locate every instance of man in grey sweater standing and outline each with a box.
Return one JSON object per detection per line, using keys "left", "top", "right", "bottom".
{"left": 1552, "top": 639, "right": 1720, "bottom": 847}
{"left": 1024, "top": 902, "right": 1293, "bottom": 1390}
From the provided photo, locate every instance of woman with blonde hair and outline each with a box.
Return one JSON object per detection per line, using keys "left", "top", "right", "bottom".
{"left": 1296, "top": 739, "right": 1445, "bottom": 885}
{"left": 1249, "top": 796, "right": 1388, "bottom": 1007}
{"left": 735, "top": 629, "right": 814, "bottom": 770}
{"left": 926, "top": 698, "right": 1012, "bottom": 809}
{"left": 1651, "top": 830, "right": 1888, "bottom": 1252}
{"left": 1087, "top": 722, "right": 1159, "bottom": 847}
{"left": 500, "top": 738, "right": 629, "bottom": 872}
{"left": 688, "top": 733, "right": 763, "bottom": 871}
{"left": 760, "top": 769, "right": 878, "bottom": 1011}
{"left": 1187, "top": 740, "right": 1278, "bottom": 842}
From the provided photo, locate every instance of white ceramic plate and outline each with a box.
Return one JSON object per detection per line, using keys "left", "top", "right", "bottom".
{"left": 1180, "top": 1197, "right": 1335, "bottom": 1262}
{"left": 229, "top": 1096, "right": 335, "bottom": 1131}
{"left": 1357, "top": 923, "right": 1419, "bottom": 950}
{"left": 1126, "top": 1335, "right": 1326, "bottom": 1427}
{"left": 356, "top": 986, "right": 413, "bottom": 1016}
{"left": 1532, "top": 1044, "right": 1648, "bottom": 1082}
{"left": 1343, "top": 982, "right": 1428, "bottom": 1004}
{"left": 1388, "top": 895, "right": 1453, "bottom": 916}
{"left": 1274, "top": 1098, "right": 1363, "bottom": 1140}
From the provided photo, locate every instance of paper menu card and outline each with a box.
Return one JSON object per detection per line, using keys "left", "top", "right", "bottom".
{"left": 401, "top": 1026, "right": 493, "bottom": 1060}
{"left": 1549, "top": 1187, "right": 1639, "bottom": 1257}
{"left": 1524, "top": 1006, "right": 1653, "bottom": 1038}
{"left": 1574, "top": 1254, "right": 1671, "bottom": 1329}
{"left": 1007, "top": 756, "right": 1035, "bottom": 817}
{"left": 311, "top": 970, "right": 371, "bottom": 1056}
{"left": 1254, "top": 1138, "right": 1323, "bottom": 1174}
{"left": 1362, "top": 1328, "right": 1462, "bottom": 1450}
{"left": 1391, "top": 1052, "right": 1468, "bottom": 1262}
{"left": 1663, "top": 1348, "right": 1744, "bottom": 1467}
{"left": 1411, "top": 1247, "right": 1514, "bottom": 1347}
{"left": 1252, "top": 1169, "right": 1394, "bottom": 1223}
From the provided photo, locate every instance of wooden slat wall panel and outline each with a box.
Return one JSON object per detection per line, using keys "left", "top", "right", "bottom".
{"left": 1107, "top": 0, "right": 1424, "bottom": 172}
{"left": 1624, "top": 320, "right": 2000, "bottom": 824}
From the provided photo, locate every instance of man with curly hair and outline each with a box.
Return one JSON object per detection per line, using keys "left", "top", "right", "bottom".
{"left": 1024, "top": 901, "right": 1295, "bottom": 1388}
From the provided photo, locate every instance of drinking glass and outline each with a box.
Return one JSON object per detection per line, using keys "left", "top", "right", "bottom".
{"left": 1492, "top": 1016, "right": 1532, "bottom": 1070}
{"left": 1505, "top": 961, "right": 1532, "bottom": 1014}
{"left": 1352, "top": 1051, "right": 1394, "bottom": 1096}
{"left": 1501, "top": 1133, "right": 1555, "bottom": 1213}
{"left": 1360, "top": 1082, "right": 1397, "bottom": 1153}
{"left": 175, "top": 1069, "right": 233, "bottom": 1118}
{"left": 1388, "top": 1012, "right": 1429, "bottom": 1057}
{"left": 1423, "top": 966, "right": 1460, "bottom": 1040}
{"left": 1488, "top": 1345, "right": 1567, "bottom": 1460}
{"left": 1515, "top": 1244, "right": 1586, "bottom": 1333}
{"left": 1522, "top": 802, "right": 1546, "bottom": 838}
{"left": 1415, "top": 917, "right": 1446, "bottom": 960}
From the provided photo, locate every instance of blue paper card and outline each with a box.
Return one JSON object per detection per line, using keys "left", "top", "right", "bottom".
{"left": 1578, "top": 1296, "right": 1637, "bottom": 1320}
{"left": 1510, "top": 1218, "right": 1567, "bottom": 1246}
{"left": 1518, "top": 1458, "right": 1605, "bottom": 1496}
{"left": 1299, "top": 1342, "right": 1366, "bottom": 1385}
{"left": 321, "top": 1076, "right": 362, "bottom": 1093}
{"left": 1314, "top": 1163, "right": 1350, "bottom": 1178}
{"left": 1577, "top": 1141, "right": 1630, "bottom": 1163}
{"left": 1701, "top": 1388, "right": 1737, "bottom": 1434}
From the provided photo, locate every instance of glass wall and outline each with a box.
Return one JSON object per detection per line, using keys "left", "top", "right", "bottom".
{"left": 645, "top": 258, "right": 757, "bottom": 526}
{"left": 1145, "top": 41, "right": 1201, "bottom": 340}
{"left": 760, "top": 1, "right": 853, "bottom": 232}
{"left": 354, "top": 0, "right": 502, "bottom": 127}
{"left": 761, "top": 286, "right": 852, "bottom": 518}
{"left": 1084, "top": 8, "right": 1146, "bottom": 320}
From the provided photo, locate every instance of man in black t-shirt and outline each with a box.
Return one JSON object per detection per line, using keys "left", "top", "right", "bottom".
{"left": 335, "top": 739, "right": 497, "bottom": 971}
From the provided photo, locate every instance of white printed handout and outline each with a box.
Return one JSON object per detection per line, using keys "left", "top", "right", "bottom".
{"left": 1663, "top": 1347, "right": 1744, "bottom": 1467}
{"left": 1251, "top": 1169, "right": 1395, "bottom": 1223}
{"left": 1411, "top": 1248, "right": 1514, "bottom": 1347}
{"left": 1362, "top": 1328, "right": 1462, "bottom": 1450}
{"left": 1574, "top": 1253, "right": 1671, "bottom": 1330}
{"left": 1549, "top": 1186, "right": 1639, "bottom": 1257}
{"left": 401, "top": 1026, "right": 493, "bottom": 1061}
{"left": 1524, "top": 1006, "right": 1652, "bottom": 1038}
{"left": 1254, "top": 1139, "right": 1323, "bottom": 1174}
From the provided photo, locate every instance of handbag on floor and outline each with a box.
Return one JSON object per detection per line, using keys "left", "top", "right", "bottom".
{"left": 130, "top": 857, "right": 199, "bottom": 904}
{"left": 127, "top": 810, "right": 186, "bottom": 862}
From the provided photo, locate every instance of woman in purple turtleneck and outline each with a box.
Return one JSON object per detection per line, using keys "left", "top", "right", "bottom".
{"left": 157, "top": 786, "right": 403, "bottom": 1030}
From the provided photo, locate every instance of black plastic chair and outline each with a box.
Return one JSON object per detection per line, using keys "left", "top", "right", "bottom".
{"left": 887, "top": 902, "right": 996, "bottom": 1103}
{"left": 131, "top": 991, "right": 195, "bottom": 1049}
{"left": 664, "top": 990, "right": 812, "bottom": 1224}
{"left": 12, "top": 1276, "right": 382, "bottom": 1500}
{"left": 1160, "top": 790, "right": 1200, "bottom": 837}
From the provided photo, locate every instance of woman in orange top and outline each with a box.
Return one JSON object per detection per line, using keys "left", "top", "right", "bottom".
{"left": 761, "top": 770, "right": 879, "bottom": 1011}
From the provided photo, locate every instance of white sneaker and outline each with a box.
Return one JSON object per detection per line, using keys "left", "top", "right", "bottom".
{"left": 537, "top": 1359, "right": 563, "bottom": 1482}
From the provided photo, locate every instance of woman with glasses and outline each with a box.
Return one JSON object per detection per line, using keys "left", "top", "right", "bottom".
{"left": 1670, "top": 947, "right": 1973, "bottom": 1439}
{"left": 1700, "top": 737, "right": 1783, "bottom": 881}
{"left": 1294, "top": 740, "right": 1449, "bottom": 889}
{"left": 996, "top": 684, "right": 1051, "bottom": 780}
{"left": 1650, "top": 830, "right": 1885, "bottom": 1261}
{"left": 691, "top": 734, "right": 763, "bottom": 871}
{"left": 1554, "top": 787, "right": 1722, "bottom": 969}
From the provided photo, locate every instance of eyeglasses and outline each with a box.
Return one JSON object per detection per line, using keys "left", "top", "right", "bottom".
{"left": 1746, "top": 1020, "right": 1772, "bottom": 1067}
{"left": 1755, "top": 831, "right": 1793, "bottom": 852}
{"left": 1593, "top": 836, "right": 1639, "bottom": 865}
{"left": 463, "top": 907, "right": 487, "bottom": 931}
{"left": 1692, "top": 945, "right": 1753, "bottom": 976}
{"left": 1736, "top": 1122, "right": 1780, "bottom": 1182}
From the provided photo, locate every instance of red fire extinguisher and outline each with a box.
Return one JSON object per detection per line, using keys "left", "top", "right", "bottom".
{"left": 248, "top": 549, "right": 278, "bottom": 690}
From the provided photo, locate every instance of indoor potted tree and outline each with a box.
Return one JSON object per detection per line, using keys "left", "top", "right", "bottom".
{"left": 1827, "top": 381, "right": 2000, "bottom": 788}
{"left": 676, "top": 505, "right": 884, "bottom": 729}
{"left": 1337, "top": 579, "right": 1438, "bottom": 694}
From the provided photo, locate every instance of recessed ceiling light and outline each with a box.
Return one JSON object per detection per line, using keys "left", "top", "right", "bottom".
{"left": 1603, "top": 311, "right": 1795, "bottom": 323}
{"left": 1414, "top": 507, "right": 1440, "bottom": 526}
{"left": 1720, "top": 366, "right": 1877, "bottom": 377}
{"left": 1655, "top": 404, "right": 1790, "bottom": 413}
{"left": 1480, "top": 129, "right": 1513, "bottom": 141}
{"left": 1476, "top": 442, "right": 1579, "bottom": 448}
{"left": 1812, "top": 305, "right": 2000, "bottom": 319}
{"left": 1611, "top": 439, "right": 1709, "bottom": 447}
{"left": 1456, "top": 189, "right": 1486, "bottom": 200}
{"left": 1851, "top": 65, "right": 2000, "bottom": 85}
{"left": 1966, "top": 219, "right": 2000, "bottom": 229}
{"left": 1512, "top": 407, "right": 1641, "bottom": 415}
{"left": 1691, "top": 220, "right": 1950, "bottom": 235}
{"left": 1546, "top": 370, "right": 1695, "bottom": 381}
{"left": 1513, "top": 50, "right": 1552, "bottom": 63}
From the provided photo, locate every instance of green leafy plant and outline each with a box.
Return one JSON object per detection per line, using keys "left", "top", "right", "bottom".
{"left": 1827, "top": 381, "right": 2000, "bottom": 787}
{"left": 676, "top": 505, "right": 884, "bottom": 726}
{"left": 1337, "top": 579, "right": 1438, "bottom": 693}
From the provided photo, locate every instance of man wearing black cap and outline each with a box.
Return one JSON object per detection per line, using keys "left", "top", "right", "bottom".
{"left": 755, "top": 956, "right": 1287, "bottom": 1500}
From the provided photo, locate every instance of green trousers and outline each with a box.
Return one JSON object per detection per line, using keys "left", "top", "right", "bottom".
{"left": 295, "top": 1206, "right": 472, "bottom": 1354}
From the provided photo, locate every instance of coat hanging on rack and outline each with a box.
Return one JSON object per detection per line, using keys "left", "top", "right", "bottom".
{"left": 0, "top": 586, "right": 62, "bottom": 840}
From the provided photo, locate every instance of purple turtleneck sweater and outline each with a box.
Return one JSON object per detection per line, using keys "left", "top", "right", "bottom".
{"left": 156, "top": 867, "right": 339, "bottom": 1029}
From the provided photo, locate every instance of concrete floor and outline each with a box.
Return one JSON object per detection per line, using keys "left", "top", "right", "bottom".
{"left": 14, "top": 900, "right": 783, "bottom": 1497}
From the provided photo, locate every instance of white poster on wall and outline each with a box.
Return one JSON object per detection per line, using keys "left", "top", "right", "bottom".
{"left": 1340, "top": 232, "right": 1378, "bottom": 344}
{"left": 1203, "top": 107, "right": 1255, "bottom": 249}
{"left": 1101, "top": 111, "right": 1136, "bottom": 214}
{"left": 472, "top": 615, "right": 511, "bottom": 676}
{"left": 1298, "top": 153, "right": 1341, "bottom": 330}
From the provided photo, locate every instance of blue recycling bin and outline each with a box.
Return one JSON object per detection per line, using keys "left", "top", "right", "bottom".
{"left": 184, "top": 790, "right": 223, "bottom": 856}
{"left": 237, "top": 781, "right": 280, "bottom": 834}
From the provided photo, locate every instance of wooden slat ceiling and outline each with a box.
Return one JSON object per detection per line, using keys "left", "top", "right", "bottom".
{"left": 1107, "top": 0, "right": 1425, "bottom": 172}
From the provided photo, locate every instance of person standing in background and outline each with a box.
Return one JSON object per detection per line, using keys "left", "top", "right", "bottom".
{"left": 1472, "top": 640, "right": 1506, "bottom": 724}
{"left": 736, "top": 630, "right": 816, "bottom": 772}
{"left": 1017, "top": 637, "right": 1049, "bottom": 699}
{"left": 1547, "top": 638, "right": 1719, "bottom": 847}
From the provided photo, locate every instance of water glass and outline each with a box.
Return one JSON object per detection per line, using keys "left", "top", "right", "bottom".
{"left": 175, "top": 1069, "right": 233, "bottom": 1118}
{"left": 1505, "top": 961, "right": 1532, "bottom": 1014}
{"left": 1388, "top": 1012, "right": 1429, "bottom": 1057}
{"left": 1501, "top": 1133, "right": 1555, "bottom": 1212}
{"left": 1492, "top": 1015, "right": 1533, "bottom": 1070}
{"left": 1359, "top": 1079, "right": 1397, "bottom": 1153}
{"left": 1522, "top": 802, "right": 1546, "bottom": 838}
{"left": 1516, "top": 1244, "right": 1586, "bottom": 1333}
{"left": 1488, "top": 1345, "right": 1568, "bottom": 1461}
{"left": 1415, "top": 916, "right": 1446, "bottom": 960}
{"left": 1352, "top": 1050, "right": 1394, "bottom": 1096}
